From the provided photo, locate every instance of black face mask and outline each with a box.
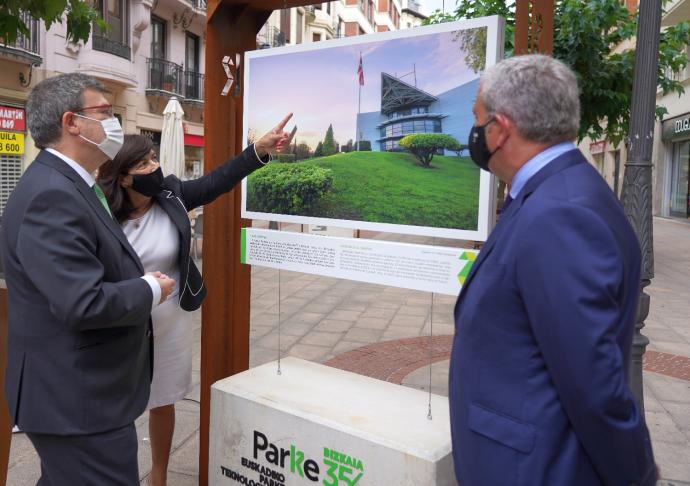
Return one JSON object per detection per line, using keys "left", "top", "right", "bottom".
{"left": 468, "top": 117, "right": 499, "bottom": 172}
{"left": 131, "top": 167, "right": 164, "bottom": 197}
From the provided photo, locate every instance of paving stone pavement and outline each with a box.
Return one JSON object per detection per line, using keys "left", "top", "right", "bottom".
{"left": 6, "top": 217, "right": 690, "bottom": 485}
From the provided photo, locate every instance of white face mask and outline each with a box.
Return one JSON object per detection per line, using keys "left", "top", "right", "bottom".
{"left": 75, "top": 114, "right": 124, "bottom": 160}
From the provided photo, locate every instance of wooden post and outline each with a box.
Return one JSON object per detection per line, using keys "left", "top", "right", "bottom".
{"left": 515, "top": 0, "right": 555, "bottom": 55}
{"left": 0, "top": 285, "right": 11, "bottom": 484}
{"left": 200, "top": 3, "right": 270, "bottom": 485}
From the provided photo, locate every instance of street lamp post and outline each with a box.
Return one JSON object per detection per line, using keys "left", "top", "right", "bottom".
{"left": 620, "top": 0, "right": 664, "bottom": 414}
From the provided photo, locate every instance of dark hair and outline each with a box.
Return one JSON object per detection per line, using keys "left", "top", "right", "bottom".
{"left": 96, "top": 134, "right": 154, "bottom": 223}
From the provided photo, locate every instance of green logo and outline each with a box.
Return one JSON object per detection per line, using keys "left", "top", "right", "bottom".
{"left": 323, "top": 447, "right": 364, "bottom": 486}
{"left": 458, "top": 251, "right": 477, "bottom": 285}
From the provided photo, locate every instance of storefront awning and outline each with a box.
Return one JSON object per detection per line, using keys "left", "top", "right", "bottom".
{"left": 184, "top": 134, "right": 204, "bottom": 147}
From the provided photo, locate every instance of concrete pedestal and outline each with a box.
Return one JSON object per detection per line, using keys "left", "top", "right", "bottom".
{"left": 209, "top": 357, "right": 455, "bottom": 486}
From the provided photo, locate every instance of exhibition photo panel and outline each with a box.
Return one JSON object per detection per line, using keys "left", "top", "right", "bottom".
{"left": 242, "top": 17, "right": 504, "bottom": 241}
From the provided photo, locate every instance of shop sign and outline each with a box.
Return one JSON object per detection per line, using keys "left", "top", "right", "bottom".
{"left": 0, "top": 105, "right": 26, "bottom": 132}
{"left": 662, "top": 113, "right": 690, "bottom": 141}
{"left": 589, "top": 140, "right": 606, "bottom": 155}
{"left": 0, "top": 131, "right": 24, "bottom": 155}
{"left": 184, "top": 134, "right": 204, "bottom": 147}
{"left": 140, "top": 129, "right": 161, "bottom": 145}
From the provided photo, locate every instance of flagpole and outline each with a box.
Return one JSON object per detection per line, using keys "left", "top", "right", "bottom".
{"left": 357, "top": 51, "right": 362, "bottom": 151}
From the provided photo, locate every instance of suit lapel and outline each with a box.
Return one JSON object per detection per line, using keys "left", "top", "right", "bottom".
{"left": 155, "top": 190, "right": 188, "bottom": 238}
{"left": 37, "top": 151, "right": 145, "bottom": 274}
{"left": 456, "top": 149, "right": 586, "bottom": 304}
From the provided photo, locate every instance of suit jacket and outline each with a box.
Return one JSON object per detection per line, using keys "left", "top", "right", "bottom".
{"left": 449, "top": 149, "right": 656, "bottom": 485}
{"left": 0, "top": 150, "right": 153, "bottom": 435}
{"left": 150, "top": 145, "right": 266, "bottom": 312}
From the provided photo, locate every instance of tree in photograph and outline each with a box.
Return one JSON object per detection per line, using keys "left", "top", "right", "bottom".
{"left": 295, "top": 142, "right": 312, "bottom": 161}
{"left": 357, "top": 140, "right": 372, "bottom": 151}
{"left": 314, "top": 141, "right": 324, "bottom": 157}
{"left": 399, "top": 133, "right": 462, "bottom": 168}
{"left": 425, "top": 0, "right": 690, "bottom": 146}
{"left": 1, "top": 0, "right": 105, "bottom": 45}
{"left": 322, "top": 124, "right": 338, "bottom": 156}
{"left": 342, "top": 139, "right": 354, "bottom": 153}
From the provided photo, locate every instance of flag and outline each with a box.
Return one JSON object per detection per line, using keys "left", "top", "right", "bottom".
{"left": 357, "top": 54, "right": 364, "bottom": 86}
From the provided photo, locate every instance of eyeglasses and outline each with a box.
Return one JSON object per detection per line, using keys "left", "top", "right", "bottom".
{"left": 73, "top": 104, "right": 114, "bottom": 117}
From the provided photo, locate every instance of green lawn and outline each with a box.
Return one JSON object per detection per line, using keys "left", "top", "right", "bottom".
{"left": 248, "top": 151, "right": 480, "bottom": 231}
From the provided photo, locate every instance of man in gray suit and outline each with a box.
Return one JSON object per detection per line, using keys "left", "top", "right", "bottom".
{"left": 0, "top": 73, "right": 175, "bottom": 484}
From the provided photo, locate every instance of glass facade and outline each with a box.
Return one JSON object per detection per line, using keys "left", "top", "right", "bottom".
{"left": 381, "top": 119, "right": 441, "bottom": 138}
{"left": 670, "top": 140, "right": 690, "bottom": 218}
{"left": 389, "top": 106, "right": 429, "bottom": 119}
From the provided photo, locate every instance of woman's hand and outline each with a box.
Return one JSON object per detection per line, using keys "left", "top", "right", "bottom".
{"left": 254, "top": 113, "right": 293, "bottom": 157}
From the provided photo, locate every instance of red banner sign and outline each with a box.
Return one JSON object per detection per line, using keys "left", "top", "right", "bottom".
{"left": 589, "top": 140, "right": 606, "bottom": 155}
{"left": 0, "top": 106, "right": 26, "bottom": 132}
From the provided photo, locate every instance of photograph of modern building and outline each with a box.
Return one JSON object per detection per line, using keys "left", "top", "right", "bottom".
{"left": 357, "top": 72, "right": 478, "bottom": 154}
{"left": 242, "top": 19, "right": 500, "bottom": 240}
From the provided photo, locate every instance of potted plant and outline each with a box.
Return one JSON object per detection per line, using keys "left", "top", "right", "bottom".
{"left": 162, "top": 73, "right": 175, "bottom": 92}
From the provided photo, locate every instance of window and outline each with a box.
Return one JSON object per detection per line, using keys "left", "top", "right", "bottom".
{"left": 313, "top": 33, "right": 322, "bottom": 42}
{"left": 185, "top": 32, "right": 201, "bottom": 99}
{"left": 280, "top": 9, "right": 291, "bottom": 43}
{"left": 670, "top": 140, "right": 690, "bottom": 218}
{"left": 149, "top": 17, "right": 166, "bottom": 90}
{"left": 93, "top": 0, "right": 130, "bottom": 59}
{"left": 151, "top": 17, "right": 166, "bottom": 60}
{"left": 185, "top": 33, "right": 199, "bottom": 72}
{"left": 1, "top": 154, "right": 22, "bottom": 219}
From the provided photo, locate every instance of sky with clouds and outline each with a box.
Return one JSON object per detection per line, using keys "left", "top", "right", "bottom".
{"left": 247, "top": 28, "right": 478, "bottom": 149}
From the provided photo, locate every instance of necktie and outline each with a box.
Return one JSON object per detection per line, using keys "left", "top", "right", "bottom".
{"left": 92, "top": 184, "right": 113, "bottom": 218}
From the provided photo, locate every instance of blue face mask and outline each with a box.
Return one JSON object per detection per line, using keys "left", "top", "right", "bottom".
{"left": 468, "top": 117, "right": 498, "bottom": 172}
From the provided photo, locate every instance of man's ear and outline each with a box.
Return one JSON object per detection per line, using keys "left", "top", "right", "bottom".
{"left": 493, "top": 113, "right": 513, "bottom": 147}
{"left": 63, "top": 112, "right": 80, "bottom": 136}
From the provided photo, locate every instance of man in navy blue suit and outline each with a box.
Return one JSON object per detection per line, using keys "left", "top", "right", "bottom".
{"left": 449, "top": 54, "right": 657, "bottom": 485}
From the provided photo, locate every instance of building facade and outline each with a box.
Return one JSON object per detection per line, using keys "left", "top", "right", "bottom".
{"left": 257, "top": 0, "right": 426, "bottom": 49}
{"left": 0, "top": 0, "right": 207, "bottom": 219}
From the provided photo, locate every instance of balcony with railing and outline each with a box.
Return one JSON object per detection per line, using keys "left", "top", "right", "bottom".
{"left": 93, "top": 34, "right": 131, "bottom": 60}
{"left": 256, "top": 25, "right": 287, "bottom": 49}
{"left": 0, "top": 12, "right": 41, "bottom": 65}
{"left": 146, "top": 58, "right": 185, "bottom": 97}
{"left": 183, "top": 70, "right": 204, "bottom": 102}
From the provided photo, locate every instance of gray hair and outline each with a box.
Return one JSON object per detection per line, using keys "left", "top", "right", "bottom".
{"left": 27, "top": 73, "right": 106, "bottom": 149}
{"left": 479, "top": 54, "right": 580, "bottom": 144}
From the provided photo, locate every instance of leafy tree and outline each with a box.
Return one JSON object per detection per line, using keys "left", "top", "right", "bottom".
{"left": 1, "top": 0, "right": 105, "bottom": 45}
{"left": 399, "top": 133, "right": 462, "bottom": 167}
{"left": 322, "top": 124, "right": 338, "bottom": 156}
{"left": 425, "top": 0, "right": 690, "bottom": 146}
{"left": 342, "top": 139, "right": 354, "bottom": 153}
{"left": 314, "top": 141, "right": 324, "bottom": 157}
{"left": 295, "top": 142, "right": 312, "bottom": 160}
